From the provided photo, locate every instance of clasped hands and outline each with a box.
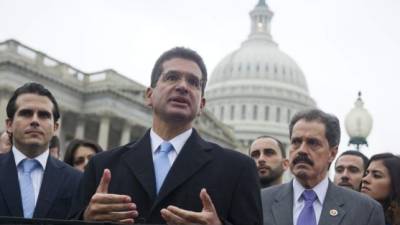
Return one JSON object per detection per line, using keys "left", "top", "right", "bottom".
{"left": 83, "top": 169, "right": 222, "bottom": 225}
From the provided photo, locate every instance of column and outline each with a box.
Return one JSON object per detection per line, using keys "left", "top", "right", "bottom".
{"left": 98, "top": 116, "right": 110, "bottom": 150}
{"left": 120, "top": 122, "right": 131, "bottom": 145}
{"left": 74, "top": 115, "right": 85, "bottom": 139}
{"left": 0, "top": 97, "right": 8, "bottom": 131}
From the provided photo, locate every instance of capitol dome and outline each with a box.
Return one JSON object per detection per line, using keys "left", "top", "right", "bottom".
{"left": 206, "top": 0, "right": 316, "bottom": 149}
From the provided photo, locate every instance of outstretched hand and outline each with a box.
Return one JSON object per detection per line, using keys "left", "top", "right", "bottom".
{"left": 83, "top": 169, "right": 138, "bottom": 224}
{"left": 160, "top": 188, "right": 222, "bottom": 225}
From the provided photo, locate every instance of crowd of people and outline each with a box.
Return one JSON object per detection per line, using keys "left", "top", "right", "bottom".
{"left": 0, "top": 47, "right": 399, "bottom": 225}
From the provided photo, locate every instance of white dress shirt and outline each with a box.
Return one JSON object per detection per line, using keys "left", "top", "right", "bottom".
{"left": 150, "top": 128, "right": 192, "bottom": 165}
{"left": 13, "top": 146, "right": 48, "bottom": 205}
{"left": 293, "top": 175, "right": 329, "bottom": 225}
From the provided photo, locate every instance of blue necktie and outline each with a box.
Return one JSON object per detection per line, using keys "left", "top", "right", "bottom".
{"left": 297, "top": 189, "right": 317, "bottom": 225}
{"left": 18, "top": 159, "right": 39, "bottom": 218}
{"left": 154, "top": 142, "right": 174, "bottom": 194}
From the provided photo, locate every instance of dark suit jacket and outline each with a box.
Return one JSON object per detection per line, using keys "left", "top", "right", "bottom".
{"left": 261, "top": 180, "right": 385, "bottom": 225}
{"left": 0, "top": 151, "right": 82, "bottom": 219}
{"left": 71, "top": 129, "right": 262, "bottom": 225}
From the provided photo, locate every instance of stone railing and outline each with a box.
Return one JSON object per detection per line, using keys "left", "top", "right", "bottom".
{"left": 0, "top": 39, "right": 145, "bottom": 92}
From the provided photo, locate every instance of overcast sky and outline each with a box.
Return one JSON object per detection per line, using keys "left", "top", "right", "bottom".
{"left": 1, "top": 0, "right": 399, "bottom": 157}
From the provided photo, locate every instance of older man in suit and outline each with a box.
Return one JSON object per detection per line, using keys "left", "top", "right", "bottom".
{"left": 261, "top": 109, "right": 384, "bottom": 225}
{"left": 0, "top": 82, "right": 81, "bottom": 219}
{"left": 73, "top": 47, "right": 262, "bottom": 225}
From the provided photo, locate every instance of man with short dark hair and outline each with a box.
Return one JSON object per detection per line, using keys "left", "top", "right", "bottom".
{"left": 249, "top": 136, "right": 288, "bottom": 188}
{"left": 334, "top": 150, "right": 368, "bottom": 191}
{"left": 73, "top": 47, "right": 262, "bottom": 225}
{"left": 0, "top": 82, "right": 81, "bottom": 219}
{"left": 261, "top": 109, "right": 384, "bottom": 225}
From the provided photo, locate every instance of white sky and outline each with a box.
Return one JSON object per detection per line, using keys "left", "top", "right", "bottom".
{"left": 1, "top": 0, "right": 399, "bottom": 157}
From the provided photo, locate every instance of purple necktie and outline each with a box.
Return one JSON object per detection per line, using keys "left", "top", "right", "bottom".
{"left": 297, "top": 189, "right": 317, "bottom": 225}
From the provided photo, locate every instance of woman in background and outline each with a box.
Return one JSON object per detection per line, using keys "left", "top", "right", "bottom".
{"left": 361, "top": 153, "right": 400, "bottom": 225}
{"left": 64, "top": 139, "right": 103, "bottom": 172}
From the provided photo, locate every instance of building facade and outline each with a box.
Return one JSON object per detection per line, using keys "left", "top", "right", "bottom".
{"left": 206, "top": 0, "right": 316, "bottom": 152}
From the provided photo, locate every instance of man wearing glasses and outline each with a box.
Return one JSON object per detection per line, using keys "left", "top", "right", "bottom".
{"left": 73, "top": 47, "right": 262, "bottom": 225}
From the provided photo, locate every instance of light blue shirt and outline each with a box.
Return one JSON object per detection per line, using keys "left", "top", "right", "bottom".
{"left": 293, "top": 175, "right": 329, "bottom": 225}
{"left": 150, "top": 128, "right": 192, "bottom": 165}
{"left": 13, "top": 146, "right": 48, "bottom": 205}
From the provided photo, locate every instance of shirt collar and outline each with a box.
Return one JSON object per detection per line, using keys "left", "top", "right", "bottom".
{"left": 293, "top": 175, "right": 329, "bottom": 204}
{"left": 12, "top": 146, "right": 49, "bottom": 170}
{"left": 150, "top": 128, "right": 193, "bottom": 154}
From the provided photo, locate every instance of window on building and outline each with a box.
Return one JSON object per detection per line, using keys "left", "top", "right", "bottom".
{"left": 287, "top": 108, "right": 291, "bottom": 123}
{"left": 253, "top": 105, "right": 258, "bottom": 120}
{"left": 276, "top": 107, "right": 281, "bottom": 122}
{"left": 241, "top": 105, "right": 246, "bottom": 120}
{"left": 230, "top": 105, "right": 235, "bottom": 120}
{"left": 265, "top": 106, "right": 269, "bottom": 121}
{"left": 220, "top": 106, "right": 224, "bottom": 120}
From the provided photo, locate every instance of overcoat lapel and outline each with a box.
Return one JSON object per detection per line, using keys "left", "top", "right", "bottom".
{"left": 151, "top": 130, "right": 213, "bottom": 210}
{"left": 34, "top": 156, "right": 64, "bottom": 218}
{"left": 318, "top": 182, "right": 346, "bottom": 225}
{"left": 271, "top": 182, "right": 293, "bottom": 225}
{"left": 0, "top": 152, "right": 23, "bottom": 217}
{"left": 123, "top": 131, "right": 157, "bottom": 203}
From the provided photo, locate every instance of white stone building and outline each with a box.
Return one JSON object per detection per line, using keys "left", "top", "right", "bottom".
{"left": 206, "top": 0, "right": 316, "bottom": 152}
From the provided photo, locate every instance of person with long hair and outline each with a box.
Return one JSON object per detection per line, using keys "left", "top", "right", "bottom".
{"left": 361, "top": 153, "right": 400, "bottom": 225}
{"left": 63, "top": 139, "right": 102, "bottom": 172}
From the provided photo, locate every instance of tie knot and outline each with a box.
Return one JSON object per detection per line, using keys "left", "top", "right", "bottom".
{"left": 159, "top": 142, "right": 173, "bottom": 153}
{"left": 20, "top": 159, "right": 39, "bottom": 173}
{"left": 302, "top": 189, "right": 317, "bottom": 202}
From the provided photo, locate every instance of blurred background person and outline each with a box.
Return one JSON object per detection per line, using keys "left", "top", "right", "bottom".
{"left": 49, "top": 135, "right": 60, "bottom": 159}
{"left": 334, "top": 150, "right": 368, "bottom": 191}
{"left": 361, "top": 153, "right": 400, "bottom": 225}
{"left": 63, "top": 139, "right": 102, "bottom": 172}
{"left": 249, "top": 136, "right": 288, "bottom": 188}
{"left": 0, "top": 130, "right": 11, "bottom": 154}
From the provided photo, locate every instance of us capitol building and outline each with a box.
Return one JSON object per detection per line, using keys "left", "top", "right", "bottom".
{"left": 0, "top": 0, "right": 315, "bottom": 155}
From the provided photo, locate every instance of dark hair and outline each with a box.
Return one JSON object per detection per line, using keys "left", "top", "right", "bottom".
{"left": 150, "top": 47, "right": 208, "bottom": 95}
{"left": 49, "top": 136, "right": 60, "bottom": 149}
{"left": 251, "top": 135, "right": 286, "bottom": 158}
{"left": 6, "top": 82, "right": 60, "bottom": 122}
{"left": 63, "top": 139, "right": 103, "bottom": 166}
{"left": 367, "top": 153, "right": 400, "bottom": 223}
{"left": 289, "top": 109, "right": 340, "bottom": 148}
{"left": 337, "top": 150, "right": 369, "bottom": 171}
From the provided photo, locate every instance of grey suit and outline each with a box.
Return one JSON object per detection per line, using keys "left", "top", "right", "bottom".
{"left": 261, "top": 180, "right": 385, "bottom": 225}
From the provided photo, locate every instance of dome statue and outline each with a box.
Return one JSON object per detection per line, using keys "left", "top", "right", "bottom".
{"left": 205, "top": 0, "right": 316, "bottom": 152}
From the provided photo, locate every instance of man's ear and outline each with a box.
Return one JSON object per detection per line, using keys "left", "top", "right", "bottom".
{"left": 282, "top": 158, "right": 289, "bottom": 171}
{"left": 145, "top": 87, "right": 153, "bottom": 107}
{"left": 53, "top": 121, "right": 59, "bottom": 133}
{"left": 5, "top": 118, "right": 12, "bottom": 134}
{"left": 329, "top": 145, "right": 339, "bottom": 163}
{"left": 197, "top": 98, "right": 206, "bottom": 116}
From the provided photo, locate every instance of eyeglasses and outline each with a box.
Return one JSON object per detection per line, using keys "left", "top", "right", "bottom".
{"left": 161, "top": 71, "right": 203, "bottom": 90}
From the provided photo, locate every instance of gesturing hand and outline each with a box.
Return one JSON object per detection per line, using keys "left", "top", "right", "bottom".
{"left": 160, "top": 188, "right": 222, "bottom": 225}
{"left": 83, "top": 169, "right": 138, "bottom": 224}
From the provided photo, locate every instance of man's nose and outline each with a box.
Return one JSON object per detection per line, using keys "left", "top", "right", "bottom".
{"left": 175, "top": 79, "right": 189, "bottom": 93}
{"left": 342, "top": 169, "right": 350, "bottom": 178}
{"left": 30, "top": 113, "right": 40, "bottom": 126}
